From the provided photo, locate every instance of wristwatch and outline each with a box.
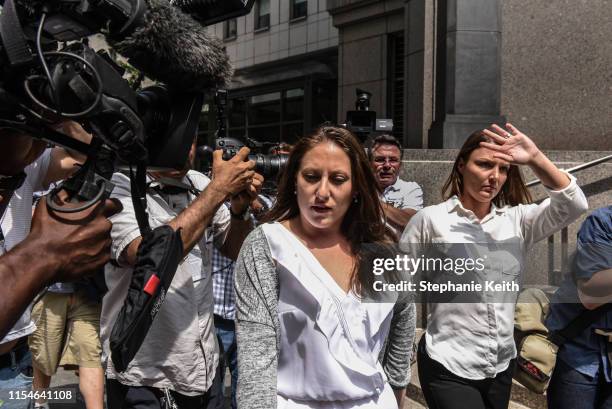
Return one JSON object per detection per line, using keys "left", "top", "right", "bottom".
{"left": 229, "top": 206, "right": 250, "bottom": 221}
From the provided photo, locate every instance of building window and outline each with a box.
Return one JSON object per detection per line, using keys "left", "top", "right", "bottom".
{"left": 255, "top": 0, "right": 270, "bottom": 31}
{"left": 196, "top": 101, "right": 214, "bottom": 170}
{"left": 224, "top": 18, "right": 237, "bottom": 40}
{"left": 291, "top": 0, "right": 307, "bottom": 20}
{"left": 226, "top": 88, "right": 305, "bottom": 145}
{"left": 224, "top": 78, "right": 337, "bottom": 146}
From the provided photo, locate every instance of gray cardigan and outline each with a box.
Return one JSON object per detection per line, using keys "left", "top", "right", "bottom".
{"left": 234, "top": 226, "right": 416, "bottom": 409}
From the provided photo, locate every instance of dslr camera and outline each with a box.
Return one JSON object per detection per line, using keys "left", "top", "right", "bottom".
{"left": 212, "top": 89, "right": 289, "bottom": 180}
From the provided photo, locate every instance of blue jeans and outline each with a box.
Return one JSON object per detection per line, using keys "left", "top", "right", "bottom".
{"left": 548, "top": 358, "right": 612, "bottom": 409}
{"left": 0, "top": 348, "right": 33, "bottom": 409}
{"left": 217, "top": 317, "right": 237, "bottom": 409}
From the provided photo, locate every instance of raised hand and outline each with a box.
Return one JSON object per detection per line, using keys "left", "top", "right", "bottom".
{"left": 480, "top": 123, "right": 542, "bottom": 166}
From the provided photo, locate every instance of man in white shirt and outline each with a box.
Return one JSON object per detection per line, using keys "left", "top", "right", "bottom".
{"left": 369, "top": 134, "right": 423, "bottom": 233}
{"left": 102, "top": 140, "right": 261, "bottom": 409}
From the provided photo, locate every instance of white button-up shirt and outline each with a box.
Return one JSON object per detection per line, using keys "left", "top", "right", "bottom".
{"left": 400, "top": 174, "right": 588, "bottom": 379}
{"left": 101, "top": 170, "right": 229, "bottom": 395}
{"left": 382, "top": 178, "right": 423, "bottom": 211}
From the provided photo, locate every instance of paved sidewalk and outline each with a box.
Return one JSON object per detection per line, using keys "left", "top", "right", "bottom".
{"left": 48, "top": 368, "right": 84, "bottom": 409}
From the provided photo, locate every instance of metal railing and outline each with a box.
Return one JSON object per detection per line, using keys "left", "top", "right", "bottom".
{"left": 525, "top": 154, "right": 612, "bottom": 285}
{"left": 526, "top": 154, "right": 612, "bottom": 187}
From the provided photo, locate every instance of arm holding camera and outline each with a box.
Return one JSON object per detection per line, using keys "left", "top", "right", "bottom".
{"left": 43, "top": 121, "right": 93, "bottom": 187}
{"left": 119, "top": 147, "right": 259, "bottom": 266}
{"left": 0, "top": 185, "right": 120, "bottom": 341}
{"left": 0, "top": 121, "right": 93, "bottom": 195}
{"left": 0, "top": 125, "right": 118, "bottom": 341}
{"left": 219, "top": 172, "right": 264, "bottom": 260}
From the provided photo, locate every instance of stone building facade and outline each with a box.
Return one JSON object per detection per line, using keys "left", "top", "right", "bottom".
{"left": 328, "top": 0, "right": 611, "bottom": 150}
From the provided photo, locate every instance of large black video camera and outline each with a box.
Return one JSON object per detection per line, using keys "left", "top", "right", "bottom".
{"left": 0, "top": 0, "right": 258, "bottom": 373}
{"left": 0, "top": 0, "right": 254, "bottom": 208}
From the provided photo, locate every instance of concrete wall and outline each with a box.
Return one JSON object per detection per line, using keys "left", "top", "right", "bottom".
{"left": 208, "top": 0, "right": 339, "bottom": 70}
{"left": 329, "top": 0, "right": 611, "bottom": 151}
{"left": 500, "top": 0, "right": 612, "bottom": 150}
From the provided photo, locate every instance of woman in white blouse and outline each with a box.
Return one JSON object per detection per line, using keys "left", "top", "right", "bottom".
{"left": 234, "top": 125, "right": 415, "bottom": 409}
{"left": 401, "top": 124, "right": 588, "bottom": 409}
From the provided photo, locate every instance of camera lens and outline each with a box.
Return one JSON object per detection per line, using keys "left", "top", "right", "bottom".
{"left": 249, "top": 153, "right": 288, "bottom": 179}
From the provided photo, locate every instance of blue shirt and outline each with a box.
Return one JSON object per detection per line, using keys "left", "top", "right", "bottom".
{"left": 546, "top": 206, "right": 612, "bottom": 380}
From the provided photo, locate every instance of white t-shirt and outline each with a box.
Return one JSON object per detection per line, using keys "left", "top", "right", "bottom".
{"left": 0, "top": 149, "right": 52, "bottom": 344}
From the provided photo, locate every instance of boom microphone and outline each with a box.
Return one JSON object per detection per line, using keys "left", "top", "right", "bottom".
{"left": 107, "top": 0, "right": 233, "bottom": 92}
{"left": 12, "top": 0, "right": 234, "bottom": 91}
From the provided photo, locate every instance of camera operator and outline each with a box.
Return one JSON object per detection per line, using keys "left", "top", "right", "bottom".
{"left": 0, "top": 125, "right": 120, "bottom": 408}
{"left": 369, "top": 134, "right": 423, "bottom": 235}
{"left": 101, "top": 139, "right": 262, "bottom": 409}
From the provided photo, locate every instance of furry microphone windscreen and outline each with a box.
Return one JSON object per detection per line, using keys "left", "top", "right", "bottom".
{"left": 107, "top": 0, "right": 233, "bottom": 92}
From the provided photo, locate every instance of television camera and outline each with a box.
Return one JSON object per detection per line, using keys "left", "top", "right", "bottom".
{"left": 0, "top": 0, "right": 254, "bottom": 212}
{"left": 344, "top": 88, "right": 394, "bottom": 143}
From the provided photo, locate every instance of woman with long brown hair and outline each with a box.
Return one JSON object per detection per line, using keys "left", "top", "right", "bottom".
{"left": 401, "top": 124, "right": 588, "bottom": 409}
{"left": 234, "top": 125, "right": 415, "bottom": 409}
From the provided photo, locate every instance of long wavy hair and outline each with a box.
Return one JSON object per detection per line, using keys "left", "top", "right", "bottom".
{"left": 264, "top": 125, "right": 389, "bottom": 293}
{"left": 442, "top": 130, "right": 532, "bottom": 206}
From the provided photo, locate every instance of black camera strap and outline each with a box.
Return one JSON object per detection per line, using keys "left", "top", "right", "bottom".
{"left": 129, "top": 163, "right": 152, "bottom": 235}
{"left": 111, "top": 163, "right": 185, "bottom": 372}
{"left": 0, "top": 0, "right": 33, "bottom": 67}
{"left": 0, "top": 198, "right": 9, "bottom": 225}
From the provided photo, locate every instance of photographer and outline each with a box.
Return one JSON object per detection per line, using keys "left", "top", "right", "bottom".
{"left": 102, "top": 139, "right": 262, "bottom": 409}
{"left": 0, "top": 125, "right": 119, "bottom": 408}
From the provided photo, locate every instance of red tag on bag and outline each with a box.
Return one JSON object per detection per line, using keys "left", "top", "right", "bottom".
{"left": 143, "top": 275, "right": 161, "bottom": 296}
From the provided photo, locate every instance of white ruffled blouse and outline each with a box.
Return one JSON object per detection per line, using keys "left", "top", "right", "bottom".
{"left": 262, "top": 223, "right": 398, "bottom": 409}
